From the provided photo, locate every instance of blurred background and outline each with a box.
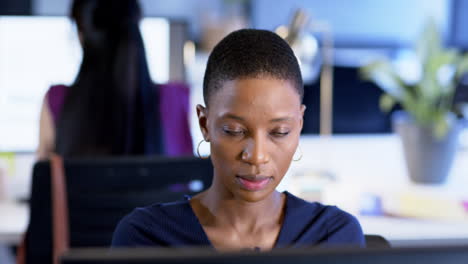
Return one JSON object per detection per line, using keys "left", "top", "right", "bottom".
{"left": 1, "top": 0, "right": 468, "bottom": 262}
{"left": 2, "top": 0, "right": 467, "bottom": 150}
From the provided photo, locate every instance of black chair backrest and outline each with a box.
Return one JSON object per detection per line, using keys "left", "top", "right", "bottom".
{"left": 25, "top": 156, "right": 213, "bottom": 264}
{"left": 365, "top": 234, "right": 391, "bottom": 248}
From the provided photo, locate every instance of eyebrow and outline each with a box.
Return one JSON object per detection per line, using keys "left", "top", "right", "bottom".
{"left": 220, "top": 113, "right": 293, "bottom": 123}
{"left": 221, "top": 113, "right": 245, "bottom": 121}
{"left": 270, "top": 117, "right": 293, "bottom": 122}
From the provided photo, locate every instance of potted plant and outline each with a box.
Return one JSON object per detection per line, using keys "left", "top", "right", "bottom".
{"left": 360, "top": 19, "right": 468, "bottom": 184}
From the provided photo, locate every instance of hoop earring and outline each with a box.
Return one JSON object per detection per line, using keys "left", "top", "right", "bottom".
{"left": 293, "top": 145, "right": 303, "bottom": 162}
{"left": 196, "top": 139, "right": 210, "bottom": 159}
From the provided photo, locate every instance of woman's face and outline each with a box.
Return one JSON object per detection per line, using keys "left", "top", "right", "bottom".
{"left": 197, "top": 77, "right": 305, "bottom": 202}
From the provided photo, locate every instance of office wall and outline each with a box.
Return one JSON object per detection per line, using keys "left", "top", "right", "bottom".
{"left": 32, "top": 0, "right": 223, "bottom": 40}
{"left": 252, "top": 0, "right": 450, "bottom": 47}
{"left": 33, "top": 0, "right": 452, "bottom": 47}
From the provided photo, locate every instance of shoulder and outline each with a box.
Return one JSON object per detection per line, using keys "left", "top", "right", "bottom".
{"left": 111, "top": 200, "right": 196, "bottom": 247}
{"left": 322, "top": 205, "right": 364, "bottom": 244}
{"left": 119, "top": 200, "right": 190, "bottom": 226}
{"left": 45, "top": 85, "right": 69, "bottom": 122}
{"left": 285, "top": 191, "right": 349, "bottom": 220}
{"left": 46, "top": 84, "right": 68, "bottom": 99}
{"left": 284, "top": 192, "right": 365, "bottom": 247}
{"left": 156, "top": 82, "right": 190, "bottom": 96}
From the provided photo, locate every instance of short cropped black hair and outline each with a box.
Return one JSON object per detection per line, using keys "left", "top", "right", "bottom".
{"left": 203, "top": 29, "right": 303, "bottom": 106}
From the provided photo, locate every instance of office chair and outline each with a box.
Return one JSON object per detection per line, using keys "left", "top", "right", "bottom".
{"left": 365, "top": 234, "right": 391, "bottom": 248}
{"left": 18, "top": 155, "right": 213, "bottom": 264}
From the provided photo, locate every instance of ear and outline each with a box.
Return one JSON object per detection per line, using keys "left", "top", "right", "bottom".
{"left": 196, "top": 104, "right": 210, "bottom": 141}
{"left": 299, "top": 104, "right": 306, "bottom": 131}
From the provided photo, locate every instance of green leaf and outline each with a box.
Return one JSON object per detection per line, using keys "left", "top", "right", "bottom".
{"left": 359, "top": 17, "right": 463, "bottom": 129}
{"left": 379, "top": 94, "right": 396, "bottom": 112}
{"left": 415, "top": 18, "right": 442, "bottom": 64}
{"left": 400, "top": 91, "right": 419, "bottom": 118}
{"left": 418, "top": 78, "right": 440, "bottom": 102}
{"left": 456, "top": 53, "right": 468, "bottom": 78}
{"left": 433, "top": 115, "right": 449, "bottom": 139}
{"left": 360, "top": 60, "right": 407, "bottom": 100}
{"left": 425, "top": 50, "right": 457, "bottom": 76}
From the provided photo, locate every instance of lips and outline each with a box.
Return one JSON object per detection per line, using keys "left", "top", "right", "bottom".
{"left": 236, "top": 175, "right": 272, "bottom": 191}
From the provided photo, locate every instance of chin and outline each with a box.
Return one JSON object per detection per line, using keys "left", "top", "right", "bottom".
{"left": 235, "top": 188, "right": 275, "bottom": 203}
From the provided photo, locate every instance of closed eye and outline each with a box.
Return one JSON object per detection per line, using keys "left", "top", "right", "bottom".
{"left": 271, "top": 131, "right": 290, "bottom": 137}
{"left": 223, "top": 128, "right": 245, "bottom": 136}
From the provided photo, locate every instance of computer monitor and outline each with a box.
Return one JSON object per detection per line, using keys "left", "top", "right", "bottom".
{"left": 61, "top": 246, "right": 468, "bottom": 264}
{"left": 0, "top": 16, "right": 176, "bottom": 152}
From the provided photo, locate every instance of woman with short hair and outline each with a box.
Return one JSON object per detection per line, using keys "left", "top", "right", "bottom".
{"left": 112, "top": 29, "right": 364, "bottom": 250}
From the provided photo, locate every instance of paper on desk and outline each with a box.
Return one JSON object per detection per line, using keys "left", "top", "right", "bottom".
{"left": 287, "top": 167, "right": 336, "bottom": 203}
{"left": 0, "top": 153, "right": 15, "bottom": 177}
{"left": 0, "top": 153, "right": 16, "bottom": 200}
{"left": 382, "top": 188, "right": 468, "bottom": 221}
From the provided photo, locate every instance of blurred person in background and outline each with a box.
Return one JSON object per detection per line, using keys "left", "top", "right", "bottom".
{"left": 36, "top": 0, "right": 193, "bottom": 159}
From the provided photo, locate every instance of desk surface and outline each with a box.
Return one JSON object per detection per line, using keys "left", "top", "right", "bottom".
{"left": 281, "top": 134, "right": 468, "bottom": 245}
{"left": 1, "top": 134, "right": 467, "bottom": 246}
{"left": 0, "top": 201, "right": 28, "bottom": 245}
{"left": 1, "top": 201, "right": 468, "bottom": 246}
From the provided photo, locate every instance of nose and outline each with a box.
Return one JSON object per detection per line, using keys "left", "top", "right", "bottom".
{"left": 241, "top": 135, "right": 270, "bottom": 165}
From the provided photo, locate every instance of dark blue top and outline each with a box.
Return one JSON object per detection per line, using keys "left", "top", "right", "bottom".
{"left": 112, "top": 192, "right": 365, "bottom": 248}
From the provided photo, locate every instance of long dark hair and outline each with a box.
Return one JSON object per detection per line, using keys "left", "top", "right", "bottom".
{"left": 55, "top": 0, "right": 161, "bottom": 156}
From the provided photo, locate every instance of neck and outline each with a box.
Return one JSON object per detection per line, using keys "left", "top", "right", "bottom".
{"left": 196, "top": 187, "right": 285, "bottom": 232}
